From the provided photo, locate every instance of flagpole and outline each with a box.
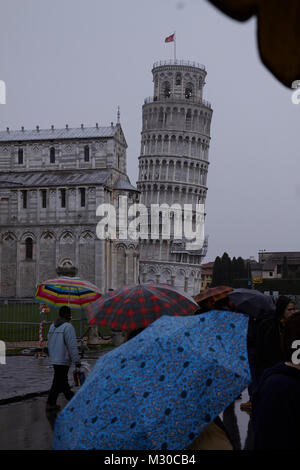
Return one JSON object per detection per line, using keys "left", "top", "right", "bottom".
{"left": 174, "top": 31, "right": 176, "bottom": 61}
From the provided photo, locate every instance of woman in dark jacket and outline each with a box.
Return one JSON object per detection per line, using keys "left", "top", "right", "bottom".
{"left": 254, "top": 295, "right": 296, "bottom": 381}
{"left": 252, "top": 313, "right": 300, "bottom": 449}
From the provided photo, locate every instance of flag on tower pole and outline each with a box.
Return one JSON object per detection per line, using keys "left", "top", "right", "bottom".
{"left": 165, "top": 33, "right": 175, "bottom": 43}
{"left": 165, "top": 32, "right": 176, "bottom": 60}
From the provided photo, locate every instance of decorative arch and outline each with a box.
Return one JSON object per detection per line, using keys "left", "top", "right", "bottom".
{"left": 144, "top": 263, "right": 160, "bottom": 275}
{"left": 175, "top": 161, "right": 181, "bottom": 181}
{"left": 185, "top": 82, "right": 194, "bottom": 99}
{"left": 178, "top": 136, "right": 183, "bottom": 154}
{"left": 60, "top": 231, "right": 75, "bottom": 244}
{"left": 79, "top": 230, "right": 95, "bottom": 243}
{"left": 41, "top": 231, "right": 55, "bottom": 242}
{"left": 20, "top": 231, "right": 36, "bottom": 243}
{"left": 2, "top": 232, "right": 17, "bottom": 244}
{"left": 186, "top": 109, "right": 192, "bottom": 129}
{"left": 170, "top": 135, "right": 176, "bottom": 154}
{"left": 163, "top": 135, "right": 169, "bottom": 154}
{"left": 58, "top": 258, "right": 74, "bottom": 268}
{"left": 151, "top": 135, "right": 156, "bottom": 154}
{"left": 157, "top": 135, "right": 162, "bottom": 153}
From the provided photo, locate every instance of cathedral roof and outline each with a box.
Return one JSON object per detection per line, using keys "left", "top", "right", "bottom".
{"left": 114, "top": 175, "right": 139, "bottom": 192}
{"left": 0, "top": 126, "right": 118, "bottom": 142}
{"left": 0, "top": 169, "right": 112, "bottom": 187}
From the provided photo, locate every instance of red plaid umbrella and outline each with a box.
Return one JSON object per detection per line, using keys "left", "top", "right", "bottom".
{"left": 193, "top": 286, "right": 233, "bottom": 306}
{"left": 86, "top": 283, "right": 199, "bottom": 331}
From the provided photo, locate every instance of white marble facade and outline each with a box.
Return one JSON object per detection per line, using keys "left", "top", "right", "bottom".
{"left": 0, "top": 60, "right": 212, "bottom": 299}
{"left": 137, "top": 60, "right": 212, "bottom": 295}
{"left": 0, "top": 124, "right": 139, "bottom": 298}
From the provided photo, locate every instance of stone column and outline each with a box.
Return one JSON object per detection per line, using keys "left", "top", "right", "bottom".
{"left": 166, "top": 162, "right": 170, "bottom": 181}
{"left": 0, "top": 238, "right": 2, "bottom": 297}
{"left": 35, "top": 231, "right": 40, "bottom": 285}
{"left": 16, "top": 238, "right": 21, "bottom": 298}
{"left": 125, "top": 250, "right": 128, "bottom": 284}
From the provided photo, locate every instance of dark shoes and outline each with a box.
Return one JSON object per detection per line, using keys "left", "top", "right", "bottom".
{"left": 46, "top": 403, "right": 61, "bottom": 412}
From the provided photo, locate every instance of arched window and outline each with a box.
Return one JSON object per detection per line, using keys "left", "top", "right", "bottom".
{"left": 18, "top": 148, "right": 24, "bottom": 164}
{"left": 163, "top": 81, "right": 171, "bottom": 98}
{"left": 22, "top": 190, "right": 27, "bottom": 209}
{"left": 185, "top": 83, "right": 193, "bottom": 99}
{"left": 50, "top": 147, "right": 55, "bottom": 163}
{"left": 84, "top": 145, "right": 90, "bottom": 162}
{"left": 25, "top": 238, "right": 33, "bottom": 260}
{"left": 158, "top": 109, "right": 164, "bottom": 124}
{"left": 176, "top": 73, "right": 181, "bottom": 86}
{"left": 80, "top": 188, "right": 86, "bottom": 207}
{"left": 186, "top": 109, "right": 192, "bottom": 129}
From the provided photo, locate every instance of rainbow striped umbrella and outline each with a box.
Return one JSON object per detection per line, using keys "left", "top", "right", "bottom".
{"left": 35, "top": 277, "right": 102, "bottom": 308}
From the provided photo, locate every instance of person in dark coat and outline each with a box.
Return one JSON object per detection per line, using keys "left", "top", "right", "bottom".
{"left": 251, "top": 313, "right": 300, "bottom": 450}
{"left": 46, "top": 305, "right": 81, "bottom": 411}
{"left": 254, "top": 295, "right": 296, "bottom": 381}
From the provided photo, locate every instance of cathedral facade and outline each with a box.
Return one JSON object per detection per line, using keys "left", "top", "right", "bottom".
{"left": 0, "top": 123, "right": 139, "bottom": 298}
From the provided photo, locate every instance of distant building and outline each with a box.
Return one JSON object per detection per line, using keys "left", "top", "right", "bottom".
{"left": 0, "top": 123, "right": 139, "bottom": 298}
{"left": 200, "top": 262, "right": 214, "bottom": 291}
{"left": 250, "top": 251, "right": 300, "bottom": 280}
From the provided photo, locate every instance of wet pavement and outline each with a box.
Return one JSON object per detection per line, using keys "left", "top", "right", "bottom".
{"left": 0, "top": 351, "right": 105, "bottom": 403}
{"left": 0, "top": 352, "right": 254, "bottom": 450}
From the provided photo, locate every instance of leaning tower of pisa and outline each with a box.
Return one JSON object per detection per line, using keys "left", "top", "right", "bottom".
{"left": 137, "top": 59, "right": 213, "bottom": 295}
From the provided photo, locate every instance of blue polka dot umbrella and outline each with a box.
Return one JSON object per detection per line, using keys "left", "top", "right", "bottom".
{"left": 53, "top": 310, "right": 251, "bottom": 451}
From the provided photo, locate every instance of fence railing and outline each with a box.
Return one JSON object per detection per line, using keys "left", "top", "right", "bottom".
{"left": 144, "top": 95, "right": 212, "bottom": 108}
{"left": 0, "top": 302, "right": 88, "bottom": 343}
{"left": 153, "top": 60, "right": 206, "bottom": 71}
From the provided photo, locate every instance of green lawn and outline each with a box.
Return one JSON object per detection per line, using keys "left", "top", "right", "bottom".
{"left": 0, "top": 303, "right": 111, "bottom": 342}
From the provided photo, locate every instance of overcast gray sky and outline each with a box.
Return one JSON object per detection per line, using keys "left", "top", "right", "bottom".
{"left": 0, "top": 0, "right": 299, "bottom": 262}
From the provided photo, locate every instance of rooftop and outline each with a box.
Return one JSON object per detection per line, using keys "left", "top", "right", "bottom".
{"left": 152, "top": 59, "right": 206, "bottom": 71}
{"left": 0, "top": 169, "right": 112, "bottom": 187}
{"left": 0, "top": 170, "right": 138, "bottom": 192}
{"left": 114, "top": 175, "right": 139, "bottom": 192}
{"left": 0, "top": 125, "right": 118, "bottom": 143}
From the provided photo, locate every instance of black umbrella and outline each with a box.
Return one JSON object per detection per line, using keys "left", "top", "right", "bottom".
{"left": 228, "top": 288, "right": 275, "bottom": 318}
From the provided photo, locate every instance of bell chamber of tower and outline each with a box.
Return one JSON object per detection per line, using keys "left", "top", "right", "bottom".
{"left": 137, "top": 60, "right": 213, "bottom": 295}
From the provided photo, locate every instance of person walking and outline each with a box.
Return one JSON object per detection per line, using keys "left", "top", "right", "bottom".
{"left": 254, "top": 295, "right": 296, "bottom": 381}
{"left": 251, "top": 312, "right": 300, "bottom": 449}
{"left": 240, "top": 295, "right": 296, "bottom": 412}
{"left": 46, "top": 305, "right": 81, "bottom": 411}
